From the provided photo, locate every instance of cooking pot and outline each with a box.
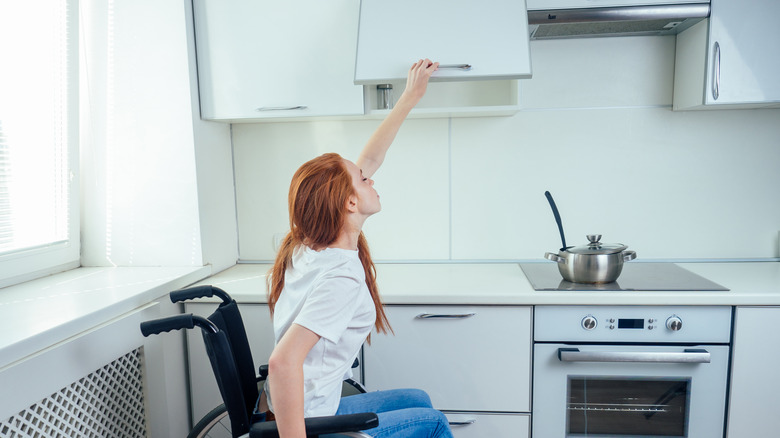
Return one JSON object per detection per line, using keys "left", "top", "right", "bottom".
{"left": 544, "top": 234, "right": 637, "bottom": 284}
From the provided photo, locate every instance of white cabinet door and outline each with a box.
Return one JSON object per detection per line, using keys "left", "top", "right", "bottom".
{"left": 194, "top": 0, "right": 364, "bottom": 120}
{"left": 363, "top": 306, "right": 532, "bottom": 413}
{"left": 727, "top": 306, "right": 780, "bottom": 438}
{"left": 355, "top": 0, "right": 532, "bottom": 84}
{"left": 673, "top": 0, "right": 780, "bottom": 109}
{"left": 705, "top": 0, "right": 780, "bottom": 105}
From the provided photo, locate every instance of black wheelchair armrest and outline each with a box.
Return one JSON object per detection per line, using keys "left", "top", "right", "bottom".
{"left": 258, "top": 364, "right": 269, "bottom": 379}
{"left": 257, "top": 359, "right": 352, "bottom": 381}
{"left": 249, "top": 412, "right": 378, "bottom": 437}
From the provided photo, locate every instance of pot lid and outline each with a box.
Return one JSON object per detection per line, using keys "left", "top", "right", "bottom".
{"left": 566, "top": 234, "right": 628, "bottom": 255}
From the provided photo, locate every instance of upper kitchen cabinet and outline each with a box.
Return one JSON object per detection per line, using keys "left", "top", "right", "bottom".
{"left": 193, "top": 0, "right": 364, "bottom": 121}
{"left": 354, "top": 0, "right": 532, "bottom": 85}
{"left": 673, "top": 0, "right": 780, "bottom": 110}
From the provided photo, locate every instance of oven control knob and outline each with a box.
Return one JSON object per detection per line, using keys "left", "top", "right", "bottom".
{"left": 581, "top": 315, "right": 597, "bottom": 330}
{"left": 666, "top": 316, "right": 683, "bottom": 331}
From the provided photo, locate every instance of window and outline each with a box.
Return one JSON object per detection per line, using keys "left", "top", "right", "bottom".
{"left": 0, "top": 0, "right": 79, "bottom": 288}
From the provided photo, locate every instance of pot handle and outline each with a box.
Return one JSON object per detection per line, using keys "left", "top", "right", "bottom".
{"left": 545, "top": 252, "right": 565, "bottom": 264}
{"left": 623, "top": 250, "right": 637, "bottom": 262}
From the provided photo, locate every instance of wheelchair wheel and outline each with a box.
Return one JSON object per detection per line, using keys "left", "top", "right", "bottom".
{"left": 188, "top": 404, "right": 231, "bottom": 438}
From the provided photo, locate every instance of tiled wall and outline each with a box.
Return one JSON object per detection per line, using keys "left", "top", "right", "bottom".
{"left": 233, "top": 37, "right": 780, "bottom": 262}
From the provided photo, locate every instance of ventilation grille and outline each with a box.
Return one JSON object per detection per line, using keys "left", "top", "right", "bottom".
{"left": 0, "top": 349, "right": 147, "bottom": 438}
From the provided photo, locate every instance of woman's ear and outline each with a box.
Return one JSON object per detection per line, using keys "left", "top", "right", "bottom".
{"left": 346, "top": 195, "right": 358, "bottom": 213}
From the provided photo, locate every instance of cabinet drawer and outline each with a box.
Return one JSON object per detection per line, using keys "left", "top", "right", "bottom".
{"left": 445, "top": 412, "right": 530, "bottom": 438}
{"left": 364, "top": 305, "right": 531, "bottom": 412}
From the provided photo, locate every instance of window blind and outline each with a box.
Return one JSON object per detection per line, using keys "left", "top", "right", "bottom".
{"left": 0, "top": 0, "right": 78, "bottom": 284}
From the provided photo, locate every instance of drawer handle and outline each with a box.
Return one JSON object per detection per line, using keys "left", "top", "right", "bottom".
{"left": 256, "top": 106, "right": 308, "bottom": 111}
{"left": 449, "top": 419, "right": 476, "bottom": 426}
{"left": 438, "top": 63, "right": 472, "bottom": 71}
{"left": 415, "top": 313, "right": 476, "bottom": 319}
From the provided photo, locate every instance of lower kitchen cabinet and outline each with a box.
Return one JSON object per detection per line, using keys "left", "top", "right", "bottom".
{"left": 726, "top": 306, "right": 780, "bottom": 438}
{"left": 445, "top": 412, "right": 530, "bottom": 438}
{"left": 363, "top": 305, "right": 532, "bottom": 435}
{"left": 185, "top": 302, "right": 275, "bottom": 424}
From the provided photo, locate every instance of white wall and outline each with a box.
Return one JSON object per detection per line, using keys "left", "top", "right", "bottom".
{"left": 184, "top": 1, "right": 239, "bottom": 274}
{"left": 233, "top": 36, "right": 780, "bottom": 262}
{"left": 80, "top": 0, "right": 237, "bottom": 271}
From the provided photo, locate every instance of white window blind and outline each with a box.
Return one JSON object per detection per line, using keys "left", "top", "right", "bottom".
{"left": 0, "top": 0, "right": 79, "bottom": 286}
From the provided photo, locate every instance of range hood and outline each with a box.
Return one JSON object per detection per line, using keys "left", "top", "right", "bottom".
{"left": 527, "top": 0, "right": 710, "bottom": 40}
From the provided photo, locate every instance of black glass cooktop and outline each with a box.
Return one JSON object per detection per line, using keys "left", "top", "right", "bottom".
{"left": 520, "top": 262, "right": 729, "bottom": 291}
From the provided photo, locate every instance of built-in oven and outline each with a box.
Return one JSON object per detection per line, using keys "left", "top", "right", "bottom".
{"left": 533, "top": 305, "right": 732, "bottom": 438}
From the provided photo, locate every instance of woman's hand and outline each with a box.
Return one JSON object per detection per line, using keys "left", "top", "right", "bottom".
{"left": 400, "top": 58, "right": 439, "bottom": 105}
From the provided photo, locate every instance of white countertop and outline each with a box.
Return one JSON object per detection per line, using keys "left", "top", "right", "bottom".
{"left": 196, "top": 261, "right": 780, "bottom": 306}
{"left": 0, "top": 266, "right": 210, "bottom": 370}
{"left": 4, "top": 261, "right": 777, "bottom": 371}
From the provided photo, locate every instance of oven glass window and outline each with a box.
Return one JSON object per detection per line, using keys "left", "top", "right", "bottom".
{"left": 567, "top": 377, "right": 690, "bottom": 437}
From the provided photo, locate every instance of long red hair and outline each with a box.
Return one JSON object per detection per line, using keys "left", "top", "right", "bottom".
{"left": 267, "top": 153, "right": 391, "bottom": 337}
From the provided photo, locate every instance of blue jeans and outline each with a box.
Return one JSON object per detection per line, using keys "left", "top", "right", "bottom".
{"left": 334, "top": 388, "right": 453, "bottom": 438}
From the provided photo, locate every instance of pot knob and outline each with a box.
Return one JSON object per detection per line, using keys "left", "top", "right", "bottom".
{"left": 666, "top": 315, "right": 683, "bottom": 331}
{"left": 586, "top": 234, "right": 602, "bottom": 243}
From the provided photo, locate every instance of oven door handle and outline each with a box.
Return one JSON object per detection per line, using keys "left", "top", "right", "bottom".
{"left": 557, "top": 348, "right": 711, "bottom": 364}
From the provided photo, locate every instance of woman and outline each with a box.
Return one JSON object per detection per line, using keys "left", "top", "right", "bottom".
{"left": 265, "top": 59, "right": 452, "bottom": 438}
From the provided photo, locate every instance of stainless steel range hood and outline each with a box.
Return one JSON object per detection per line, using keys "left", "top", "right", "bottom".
{"left": 528, "top": 3, "right": 710, "bottom": 40}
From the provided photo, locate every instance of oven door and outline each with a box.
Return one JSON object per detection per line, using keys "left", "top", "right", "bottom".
{"left": 533, "top": 343, "right": 730, "bottom": 438}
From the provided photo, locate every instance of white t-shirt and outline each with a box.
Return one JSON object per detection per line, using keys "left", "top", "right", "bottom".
{"left": 266, "top": 245, "right": 376, "bottom": 417}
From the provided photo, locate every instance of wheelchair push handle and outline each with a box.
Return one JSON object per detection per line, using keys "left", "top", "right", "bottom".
{"left": 140, "top": 314, "right": 218, "bottom": 337}
{"left": 169, "top": 285, "right": 232, "bottom": 304}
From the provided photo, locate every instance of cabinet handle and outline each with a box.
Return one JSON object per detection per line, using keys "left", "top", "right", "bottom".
{"left": 256, "top": 106, "right": 308, "bottom": 111}
{"left": 415, "top": 313, "right": 476, "bottom": 319}
{"left": 438, "top": 64, "right": 472, "bottom": 71}
{"left": 711, "top": 42, "right": 720, "bottom": 101}
{"left": 448, "top": 419, "right": 476, "bottom": 426}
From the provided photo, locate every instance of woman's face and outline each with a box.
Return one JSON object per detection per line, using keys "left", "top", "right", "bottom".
{"left": 343, "top": 159, "right": 381, "bottom": 216}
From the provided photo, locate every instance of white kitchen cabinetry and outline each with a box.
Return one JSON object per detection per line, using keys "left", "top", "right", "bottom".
{"left": 673, "top": 0, "right": 780, "bottom": 110}
{"left": 355, "top": 0, "right": 529, "bottom": 118}
{"left": 185, "top": 302, "right": 276, "bottom": 424}
{"left": 364, "top": 80, "right": 521, "bottom": 118}
{"left": 192, "top": 0, "right": 364, "bottom": 121}
{"left": 727, "top": 306, "right": 780, "bottom": 438}
{"left": 363, "top": 305, "right": 532, "bottom": 437}
{"left": 355, "top": 0, "right": 532, "bottom": 84}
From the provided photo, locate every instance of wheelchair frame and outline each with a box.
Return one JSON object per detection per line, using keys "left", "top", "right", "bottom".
{"left": 140, "top": 285, "right": 376, "bottom": 438}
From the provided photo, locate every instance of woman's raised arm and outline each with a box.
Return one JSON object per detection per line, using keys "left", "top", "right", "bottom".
{"left": 356, "top": 59, "right": 438, "bottom": 178}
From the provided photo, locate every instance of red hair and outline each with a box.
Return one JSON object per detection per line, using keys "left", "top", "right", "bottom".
{"left": 267, "top": 153, "right": 391, "bottom": 338}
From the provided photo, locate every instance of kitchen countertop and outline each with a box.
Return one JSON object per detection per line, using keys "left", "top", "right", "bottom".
{"left": 195, "top": 261, "right": 780, "bottom": 306}
{"left": 3, "top": 261, "right": 777, "bottom": 371}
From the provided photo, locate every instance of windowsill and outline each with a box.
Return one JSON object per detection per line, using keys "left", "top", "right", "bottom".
{"left": 0, "top": 265, "right": 211, "bottom": 370}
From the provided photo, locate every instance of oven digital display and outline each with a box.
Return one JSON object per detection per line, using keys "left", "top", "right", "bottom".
{"left": 618, "top": 318, "right": 644, "bottom": 329}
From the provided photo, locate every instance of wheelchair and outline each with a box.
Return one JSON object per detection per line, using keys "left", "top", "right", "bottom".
{"left": 140, "top": 285, "right": 377, "bottom": 438}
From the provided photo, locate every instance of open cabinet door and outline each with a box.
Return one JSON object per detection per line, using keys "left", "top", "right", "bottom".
{"left": 355, "top": 0, "right": 532, "bottom": 85}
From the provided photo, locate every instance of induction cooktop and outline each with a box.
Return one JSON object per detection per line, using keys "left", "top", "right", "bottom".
{"left": 520, "top": 262, "right": 729, "bottom": 291}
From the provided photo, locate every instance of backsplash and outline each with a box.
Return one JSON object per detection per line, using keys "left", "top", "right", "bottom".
{"left": 232, "top": 37, "right": 780, "bottom": 262}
